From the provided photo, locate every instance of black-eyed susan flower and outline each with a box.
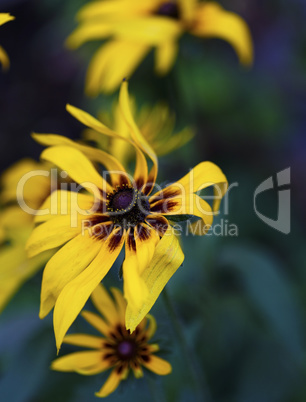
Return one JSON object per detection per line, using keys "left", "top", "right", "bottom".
{"left": 0, "top": 159, "right": 55, "bottom": 312}
{"left": 26, "top": 81, "right": 228, "bottom": 350}
{"left": 83, "top": 99, "right": 194, "bottom": 166}
{"left": 51, "top": 284, "right": 171, "bottom": 398}
{"left": 67, "top": 0, "right": 253, "bottom": 94}
{"left": 0, "top": 13, "right": 14, "bottom": 70}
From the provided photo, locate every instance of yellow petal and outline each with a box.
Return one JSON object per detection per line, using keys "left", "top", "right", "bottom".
{"left": 63, "top": 334, "right": 104, "bottom": 349}
{"left": 66, "top": 102, "right": 152, "bottom": 178}
{"left": 178, "top": 0, "right": 197, "bottom": 22}
{"left": 134, "top": 224, "right": 159, "bottom": 275}
{"left": 153, "top": 161, "right": 228, "bottom": 213}
{"left": 1, "top": 206, "right": 33, "bottom": 229}
{"left": 66, "top": 102, "right": 149, "bottom": 188}
{"left": 66, "top": 104, "right": 124, "bottom": 140}
{"left": 119, "top": 81, "right": 158, "bottom": 190}
{"left": 81, "top": 310, "right": 111, "bottom": 337}
{"left": 122, "top": 243, "right": 149, "bottom": 313}
{"left": 155, "top": 127, "right": 195, "bottom": 157}
{"left": 125, "top": 225, "right": 184, "bottom": 332}
{"left": 26, "top": 216, "right": 82, "bottom": 258}
{"left": 191, "top": 2, "right": 253, "bottom": 66}
{"left": 41, "top": 145, "right": 111, "bottom": 193}
{"left": 85, "top": 41, "right": 150, "bottom": 95}
{"left": 66, "top": 23, "right": 112, "bottom": 49}
{"left": 143, "top": 355, "right": 172, "bottom": 375}
{"left": 132, "top": 364, "right": 143, "bottom": 378}
{"left": 161, "top": 194, "right": 214, "bottom": 235}
{"left": 0, "top": 46, "right": 10, "bottom": 71}
{"left": 145, "top": 314, "right": 157, "bottom": 339}
{"left": 0, "top": 14, "right": 14, "bottom": 71}
{"left": 112, "top": 17, "right": 182, "bottom": 46}
{"left": 119, "top": 81, "right": 156, "bottom": 161}
{"left": 95, "top": 368, "right": 124, "bottom": 398}
{"left": 1, "top": 158, "right": 50, "bottom": 208}
{"left": 110, "top": 287, "right": 126, "bottom": 322}
{"left": 34, "top": 190, "right": 95, "bottom": 223}
{"left": 53, "top": 228, "right": 124, "bottom": 351}
{"left": 90, "top": 284, "right": 120, "bottom": 325}
{"left": 77, "top": 0, "right": 159, "bottom": 21}
{"left": 108, "top": 102, "right": 133, "bottom": 166}
{"left": 51, "top": 351, "right": 108, "bottom": 375}
{"left": 39, "top": 232, "right": 101, "bottom": 318}
{"left": 155, "top": 40, "right": 178, "bottom": 75}
{"left": 0, "top": 245, "right": 51, "bottom": 313}
{"left": 0, "top": 280, "right": 22, "bottom": 312}
{"left": 0, "top": 13, "right": 15, "bottom": 26}
{"left": 33, "top": 133, "right": 128, "bottom": 188}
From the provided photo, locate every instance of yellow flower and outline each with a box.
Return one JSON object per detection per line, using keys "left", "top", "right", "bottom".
{"left": 0, "top": 159, "right": 53, "bottom": 312}
{"left": 26, "top": 81, "right": 228, "bottom": 350}
{"left": 83, "top": 99, "right": 194, "bottom": 166}
{"left": 0, "top": 13, "right": 15, "bottom": 71}
{"left": 67, "top": 0, "right": 253, "bottom": 94}
{"left": 51, "top": 284, "right": 171, "bottom": 398}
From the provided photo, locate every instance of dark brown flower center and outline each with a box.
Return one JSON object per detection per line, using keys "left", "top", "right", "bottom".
{"left": 111, "top": 189, "right": 135, "bottom": 211}
{"left": 117, "top": 340, "right": 137, "bottom": 360}
{"left": 106, "top": 185, "right": 150, "bottom": 228}
{"left": 156, "top": 1, "right": 179, "bottom": 19}
{"left": 102, "top": 324, "right": 152, "bottom": 369}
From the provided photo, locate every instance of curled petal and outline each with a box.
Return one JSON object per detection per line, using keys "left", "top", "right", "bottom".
{"left": 41, "top": 146, "right": 111, "bottom": 193}
{"left": 190, "top": 2, "right": 253, "bottom": 66}
{"left": 125, "top": 225, "right": 184, "bottom": 332}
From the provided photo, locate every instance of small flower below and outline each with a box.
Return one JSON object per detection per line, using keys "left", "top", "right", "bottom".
{"left": 51, "top": 284, "right": 172, "bottom": 398}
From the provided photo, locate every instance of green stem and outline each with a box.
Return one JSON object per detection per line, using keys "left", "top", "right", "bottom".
{"left": 162, "top": 288, "right": 212, "bottom": 402}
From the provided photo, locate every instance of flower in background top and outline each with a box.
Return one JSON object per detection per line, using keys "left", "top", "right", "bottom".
{"left": 0, "top": 13, "right": 15, "bottom": 70}
{"left": 51, "top": 284, "right": 171, "bottom": 398}
{"left": 26, "top": 81, "right": 228, "bottom": 350}
{"left": 83, "top": 100, "right": 194, "bottom": 166}
{"left": 0, "top": 159, "right": 53, "bottom": 312}
{"left": 67, "top": 0, "right": 253, "bottom": 95}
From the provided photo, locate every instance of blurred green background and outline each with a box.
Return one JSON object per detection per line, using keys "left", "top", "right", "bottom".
{"left": 0, "top": 0, "right": 305, "bottom": 401}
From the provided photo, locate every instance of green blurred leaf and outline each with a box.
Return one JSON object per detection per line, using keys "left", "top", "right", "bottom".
{"left": 218, "top": 243, "right": 304, "bottom": 362}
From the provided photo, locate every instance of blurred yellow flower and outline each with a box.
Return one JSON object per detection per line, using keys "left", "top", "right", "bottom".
{"left": 51, "top": 284, "right": 171, "bottom": 398}
{"left": 0, "top": 13, "right": 15, "bottom": 70}
{"left": 83, "top": 100, "right": 194, "bottom": 166}
{"left": 0, "top": 159, "right": 54, "bottom": 312}
{"left": 67, "top": 0, "right": 253, "bottom": 94}
{"left": 26, "top": 81, "right": 228, "bottom": 350}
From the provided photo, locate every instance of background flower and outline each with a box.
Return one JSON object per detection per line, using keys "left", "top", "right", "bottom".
{"left": 66, "top": 0, "right": 253, "bottom": 94}
{"left": 51, "top": 284, "right": 171, "bottom": 398}
{"left": 0, "top": 159, "right": 53, "bottom": 313}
